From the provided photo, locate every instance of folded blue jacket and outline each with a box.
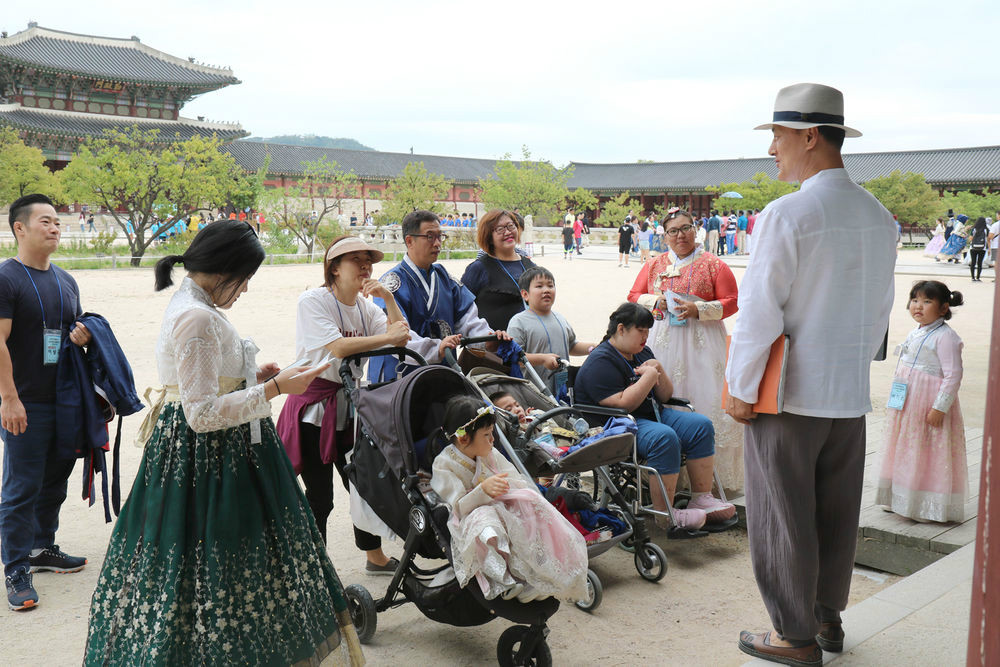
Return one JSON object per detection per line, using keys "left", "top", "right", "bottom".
{"left": 56, "top": 312, "right": 143, "bottom": 521}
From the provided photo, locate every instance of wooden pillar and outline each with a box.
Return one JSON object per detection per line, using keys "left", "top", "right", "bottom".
{"left": 361, "top": 182, "right": 367, "bottom": 218}
{"left": 968, "top": 278, "right": 1000, "bottom": 666}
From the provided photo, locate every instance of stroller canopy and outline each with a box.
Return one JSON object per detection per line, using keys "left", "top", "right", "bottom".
{"left": 354, "top": 365, "right": 479, "bottom": 478}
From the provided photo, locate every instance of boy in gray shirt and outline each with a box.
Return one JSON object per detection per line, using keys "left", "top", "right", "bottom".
{"left": 507, "top": 267, "right": 595, "bottom": 396}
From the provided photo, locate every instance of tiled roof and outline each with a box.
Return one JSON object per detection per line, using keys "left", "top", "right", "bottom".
{"left": 224, "top": 141, "right": 512, "bottom": 182}
{"left": 0, "top": 24, "right": 238, "bottom": 87}
{"left": 0, "top": 104, "right": 247, "bottom": 141}
{"left": 567, "top": 145, "right": 1000, "bottom": 191}
{"left": 224, "top": 141, "right": 1000, "bottom": 191}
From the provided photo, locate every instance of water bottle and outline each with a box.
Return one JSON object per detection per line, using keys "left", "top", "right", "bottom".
{"left": 572, "top": 417, "right": 589, "bottom": 435}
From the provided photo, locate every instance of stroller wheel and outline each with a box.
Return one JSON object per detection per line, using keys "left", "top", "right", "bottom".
{"left": 635, "top": 542, "right": 668, "bottom": 582}
{"left": 344, "top": 584, "right": 377, "bottom": 643}
{"left": 574, "top": 570, "right": 603, "bottom": 612}
{"left": 497, "top": 625, "right": 553, "bottom": 667}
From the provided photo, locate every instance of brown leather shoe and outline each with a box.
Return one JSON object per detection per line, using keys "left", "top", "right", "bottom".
{"left": 738, "top": 630, "right": 823, "bottom": 667}
{"left": 816, "top": 621, "right": 844, "bottom": 652}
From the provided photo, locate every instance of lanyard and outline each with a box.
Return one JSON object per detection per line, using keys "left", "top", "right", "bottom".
{"left": 14, "top": 259, "right": 63, "bottom": 330}
{"left": 403, "top": 255, "right": 437, "bottom": 311}
{"left": 894, "top": 321, "right": 946, "bottom": 375}
{"left": 493, "top": 257, "right": 528, "bottom": 311}
{"left": 332, "top": 294, "right": 369, "bottom": 337}
{"left": 532, "top": 311, "right": 570, "bottom": 359}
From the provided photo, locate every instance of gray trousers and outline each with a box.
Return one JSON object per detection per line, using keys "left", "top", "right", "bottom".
{"left": 744, "top": 412, "right": 867, "bottom": 641}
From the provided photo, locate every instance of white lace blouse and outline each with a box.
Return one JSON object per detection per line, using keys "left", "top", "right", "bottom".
{"left": 156, "top": 277, "right": 271, "bottom": 433}
{"left": 894, "top": 318, "right": 964, "bottom": 413}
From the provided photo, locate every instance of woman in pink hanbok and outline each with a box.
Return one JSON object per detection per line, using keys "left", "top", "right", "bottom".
{"left": 923, "top": 219, "right": 946, "bottom": 257}
{"left": 430, "top": 397, "right": 588, "bottom": 603}
{"left": 876, "top": 281, "right": 967, "bottom": 523}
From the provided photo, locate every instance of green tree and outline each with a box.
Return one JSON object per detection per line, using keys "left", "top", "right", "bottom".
{"left": 60, "top": 128, "right": 249, "bottom": 265}
{"left": 706, "top": 172, "right": 798, "bottom": 213}
{"left": 258, "top": 155, "right": 357, "bottom": 256}
{"left": 0, "top": 128, "right": 63, "bottom": 204}
{"left": 941, "top": 189, "right": 1000, "bottom": 224}
{"left": 863, "top": 171, "right": 941, "bottom": 228}
{"left": 377, "top": 161, "right": 451, "bottom": 225}
{"left": 596, "top": 192, "right": 642, "bottom": 227}
{"left": 565, "top": 187, "right": 598, "bottom": 217}
{"left": 478, "top": 146, "right": 572, "bottom": 222}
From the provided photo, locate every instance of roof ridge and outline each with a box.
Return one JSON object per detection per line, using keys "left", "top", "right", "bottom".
{"left": 245, "top": 140, "right": 507, "bottom": 163}
{"left": 0, "top": 103, "right": 243, "bottom": 131}
{"left": 0, "top": 24, "right": 237, "bottom": 78}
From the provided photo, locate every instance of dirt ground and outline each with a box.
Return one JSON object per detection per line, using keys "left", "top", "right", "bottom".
{"left": 0, "top": 247, "right": 992, "bottom": 665}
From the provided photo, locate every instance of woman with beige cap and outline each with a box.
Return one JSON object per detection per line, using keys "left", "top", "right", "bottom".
{"left": 277, "top": 235, "right": 410, "bottom": 575}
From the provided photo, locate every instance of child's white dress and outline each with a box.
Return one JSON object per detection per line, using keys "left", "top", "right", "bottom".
{"left": 430, "top": 444, "right": 588, "bottom": 601}
{"left": 876, "top": 319, "right": 967, "bottom": 522}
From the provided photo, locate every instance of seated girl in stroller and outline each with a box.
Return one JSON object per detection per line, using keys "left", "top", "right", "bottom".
{"left": 430, "top": 396, "right": 589, "bottom": 603}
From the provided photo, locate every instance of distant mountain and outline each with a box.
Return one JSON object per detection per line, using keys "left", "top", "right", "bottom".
{"left": 240, "top": 135, "right": 375, "bottom": 151}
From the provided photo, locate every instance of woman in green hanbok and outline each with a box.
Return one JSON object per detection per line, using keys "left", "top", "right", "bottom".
{"left": 84, "top": 221, "right": 364, "bottom": 666}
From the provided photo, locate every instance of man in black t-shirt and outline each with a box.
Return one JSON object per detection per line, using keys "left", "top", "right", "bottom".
{"left": 618, "top": 219, "right": 635, "bottom": 267}
{"left": 1, "top": 194, "right": 92, "bottom": 611}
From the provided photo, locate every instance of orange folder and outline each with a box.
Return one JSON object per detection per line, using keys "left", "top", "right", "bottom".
{"left": 721, "top": 334, "right": 789, "bottom": 414}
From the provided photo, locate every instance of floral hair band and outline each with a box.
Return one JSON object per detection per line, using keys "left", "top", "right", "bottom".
{"left": 449, "top": 405, "right": 495, "bottom": 439}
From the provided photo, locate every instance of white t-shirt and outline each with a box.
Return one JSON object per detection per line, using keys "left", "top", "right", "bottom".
{"left": 296, "top": 287, "right": 388, "bottom": 382}
{"left": 989, "top": 221, "right": 1000, "bottom": 249}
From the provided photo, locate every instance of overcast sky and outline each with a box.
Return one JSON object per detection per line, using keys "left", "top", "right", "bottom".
{"left": 4, "top": 0, "right": 998, "bottom": 166}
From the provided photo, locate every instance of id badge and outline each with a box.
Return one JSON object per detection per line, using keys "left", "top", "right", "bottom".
{"left": 553, "top": 368, "right": 569, "bottom": 392}
{"left": 887, "top": 381, "right": 908, "bottom": 410}
{"left": 43, "top": 328, "right": 62, "bottom": 365}
{"left": 668, "top": 311, "right": 688, "bottom": 327}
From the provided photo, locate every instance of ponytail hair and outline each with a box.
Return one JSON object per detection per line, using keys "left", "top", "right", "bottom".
{"left": 154, "top": 255, "right": 185, "bottom": 291}
{"left": 151, "top": 220, "right": 265, "bottom": 297}
{"left": 603, "top": 302, "right": 654, "bottom": 341}
{"left": 909, "top": 280, "right": 963, "bottom": 320}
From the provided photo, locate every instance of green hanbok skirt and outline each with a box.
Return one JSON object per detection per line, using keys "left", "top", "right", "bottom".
{"left": 83, "top": 401, "right": 364, "bottom": 666}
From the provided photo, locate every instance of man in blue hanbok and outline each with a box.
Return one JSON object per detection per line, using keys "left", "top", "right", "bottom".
{"left": 369, "top": 210, "right": 506, "bottom": 381}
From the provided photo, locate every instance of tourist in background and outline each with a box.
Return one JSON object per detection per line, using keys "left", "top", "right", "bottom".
{"left": 937, "top": 214, "right": 968, "bottom": 262}
{"left": 967, "top": 217, "right": 989, "bottom": 281}
{"left": 737, "top": 211, "right": 749, "bottom": 254}
{"left": 707, "top": 210, "right": 721, "bottom": 255}
{"left": 924, "top": 218, "right": 946, "bottom": 257}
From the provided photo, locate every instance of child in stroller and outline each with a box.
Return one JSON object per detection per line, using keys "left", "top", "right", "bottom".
{"left": 431, "top": 396, "right": 589, "bottom": 603}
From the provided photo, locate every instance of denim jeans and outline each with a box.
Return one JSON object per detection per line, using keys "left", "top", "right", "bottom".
{"left": 635, "top": 405, "right": 715, "bottom": 475}
{"left": 1, "top": 403, "right": 77, "bottom": 576}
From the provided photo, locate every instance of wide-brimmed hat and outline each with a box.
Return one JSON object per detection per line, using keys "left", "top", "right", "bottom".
{"left": 754, "top": 83, "right": 862, "bottom": 138}
{"left": 324, "top": 236, "right": 385, "bottom": 263}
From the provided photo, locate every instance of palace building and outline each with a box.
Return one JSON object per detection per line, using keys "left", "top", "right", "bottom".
{"left": 0, "top": 23, "right": 246, "bottom": 167}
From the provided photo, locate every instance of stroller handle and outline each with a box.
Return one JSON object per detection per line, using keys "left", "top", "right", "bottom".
{"left": 339, "top": 347, "right": 428, "bottom": 386}
{"left": 458, "top": 335, "right": 504, "bottom": 346}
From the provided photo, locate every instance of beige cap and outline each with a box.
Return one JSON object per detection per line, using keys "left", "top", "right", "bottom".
{"left": 324, "top": 236, "right": 385, "bottom": 263}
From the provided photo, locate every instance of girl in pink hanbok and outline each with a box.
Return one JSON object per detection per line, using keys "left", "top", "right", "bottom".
{"left": 430, "top": 396, "right": 588, "bottom": 603}
{"left": 876, "top": 280, "right": 967, "bottom": 523}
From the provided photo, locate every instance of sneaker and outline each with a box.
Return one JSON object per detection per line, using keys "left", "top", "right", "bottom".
{"left": 6, "top": 567, "right": 38, "bottom": 611}
{"left": 671, "top": 507, "right": 707, "bottom": 530}
{"left": 687, "top": 493, "right": 737, "bottom": 522}
{"left": 29, "top": 545, "right": 87, "bottom": 573}
{"left": 364, "top": 557, "right": 399, "bottom": 576}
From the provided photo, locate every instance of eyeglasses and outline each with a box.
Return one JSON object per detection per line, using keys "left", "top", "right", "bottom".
{"left": 664, "top": 224, "right": 695, "bottom": 237}
{"left": 408, "top": 232, "right": 448, "bottom": 243}
{"left": 492, "top": 223, "right": 518, "bottom": 234}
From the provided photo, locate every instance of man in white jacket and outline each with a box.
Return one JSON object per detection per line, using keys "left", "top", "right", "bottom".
{"left": 726, "top": 84, "right": 897, "bottom": 666}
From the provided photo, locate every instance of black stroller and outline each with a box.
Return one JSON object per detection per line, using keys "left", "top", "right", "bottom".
{"left": 444, "top": 337, "right": 669, "bottom": 612}
{"left": 338, "top": 347, "right": 560, "bottom": 666}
